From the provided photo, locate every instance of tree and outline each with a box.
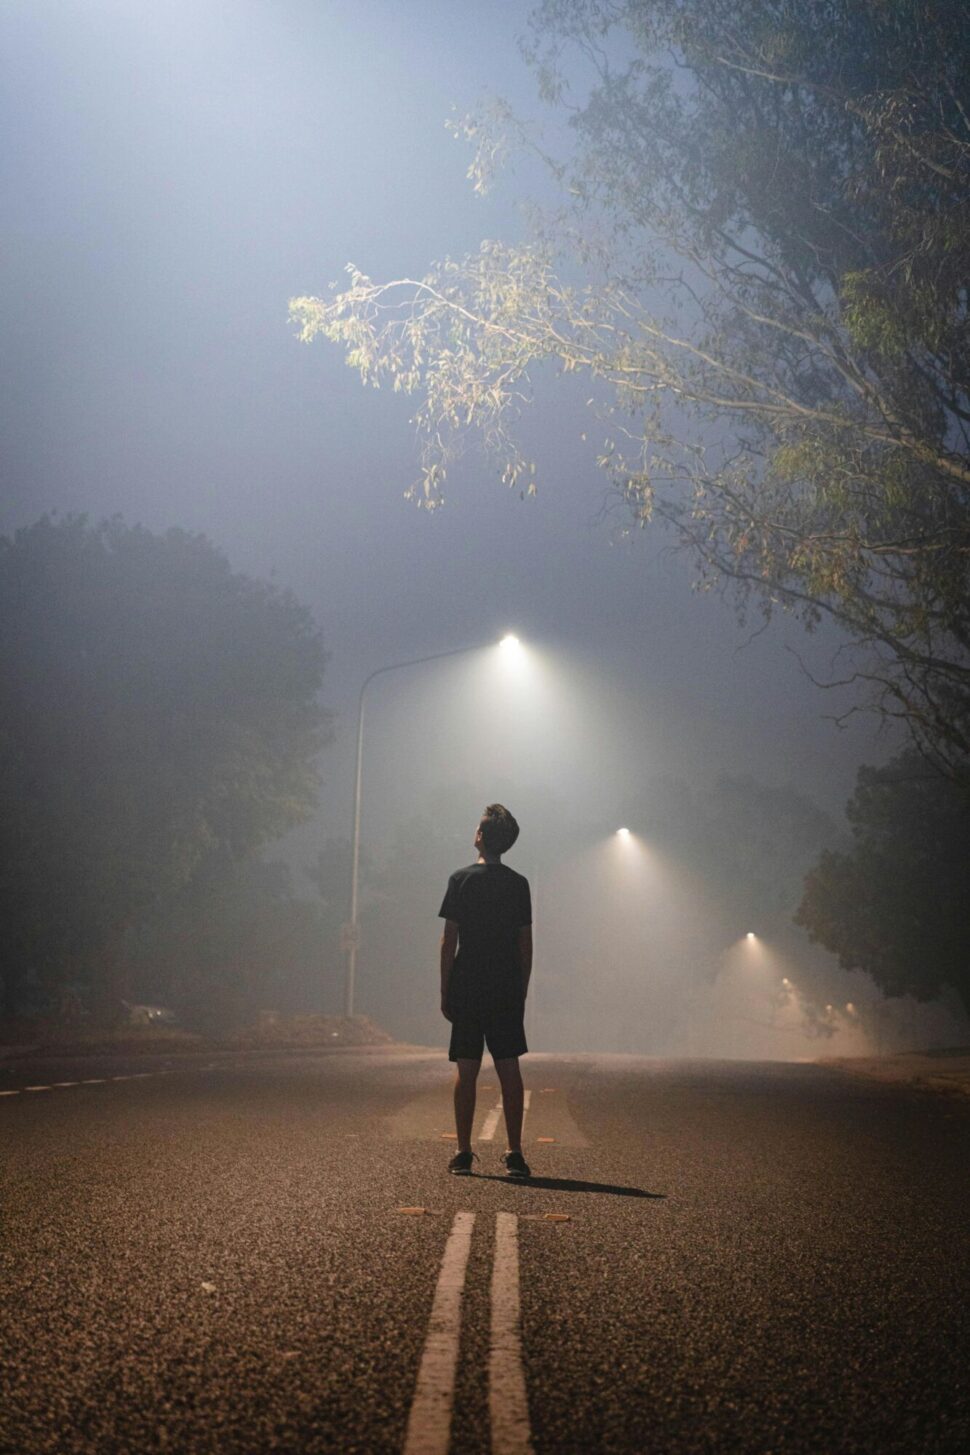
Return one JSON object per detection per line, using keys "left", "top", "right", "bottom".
{"left": 129, "top": 856, "right": 330, "bottom": 1029}
{"left": 0, "top": 516, "right": 329, "bottom": 1016}
{"left": 641, "top": 773, "right": 835, "bottom": 941}
{"left": 796, "top": 749, "right": 970, "bottom": 1014}
{"left": 292, "top": 0, "right": 970, "bottom": 778}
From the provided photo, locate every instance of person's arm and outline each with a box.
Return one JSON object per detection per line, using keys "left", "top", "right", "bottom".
{"left": 517, "top": 925, "right": 533, "bottom": 1002}
{"left": 440, "top": 920, "right": 459, "bottom": 1021}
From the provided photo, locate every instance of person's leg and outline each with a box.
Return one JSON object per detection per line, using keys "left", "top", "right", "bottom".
{"left": 494, "top": 1056, "right": 524, "bottom": 1153}
{"left": 454, "top": 1058, "right": 481, "bottom": 1153}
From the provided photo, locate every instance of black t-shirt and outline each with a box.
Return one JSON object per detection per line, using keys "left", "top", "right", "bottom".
{"left": 439, "top": 862, "right": 532, "bottom": 1019}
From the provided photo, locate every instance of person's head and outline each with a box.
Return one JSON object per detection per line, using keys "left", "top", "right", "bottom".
{"left": 474, "top": 803, "right": 520, "bottom": 859}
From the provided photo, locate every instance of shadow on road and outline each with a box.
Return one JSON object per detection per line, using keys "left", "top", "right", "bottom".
{"left": 471, "top": 1174, "right": 665, "bottom": 1199}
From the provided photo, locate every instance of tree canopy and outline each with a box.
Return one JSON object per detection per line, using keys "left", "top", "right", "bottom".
{"left": 0, "top": 516, "right": 328, "bottom": 1014}
{"left": 292, "top": 0, "right": 970, "bottom": 778}
{"left": 129, "top": 856, "right": 330, "bottom": 1030}
{"left": 797, "top": 749, "right": 970, "bottom": 1014}
{"left": 640, "top": 772, "right": 835, "bottom": 940}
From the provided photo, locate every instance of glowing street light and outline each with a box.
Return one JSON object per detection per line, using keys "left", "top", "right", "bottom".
{"left": 343, "top": 633, "right": 524, "bottom": 1016}
{"left": 616, "top": 826, "right": 631, "bottom": 838}
{"left": 746, "top": 931, "right": 757, "bottom": 941}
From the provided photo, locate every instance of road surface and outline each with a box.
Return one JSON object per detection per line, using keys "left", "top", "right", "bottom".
{"left": 1, "top": 1046, "right": 967, "bottom": 1453}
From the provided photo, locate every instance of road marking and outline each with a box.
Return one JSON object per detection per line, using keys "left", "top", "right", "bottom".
{"left": 479, "top": 1089, "right": 531, "bottom": 1143}
{"left": 479, "top": 1103, "right": 503, "bottom": 1142}
{"left": 403, "top": 1210, "right": 475, "bottom": 1455}
{"left": 0, "top": 1065, "right": 203, "bottom": 1105}
{"left": 490, "top": 1213, "right": 534, "bottom": 1455}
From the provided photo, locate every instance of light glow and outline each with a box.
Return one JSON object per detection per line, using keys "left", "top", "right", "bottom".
{"left": 616, "top": 826, "right": 631, "bottom": 838}
{"left": 499, "top": 633, "right": 521, "bottom": 650}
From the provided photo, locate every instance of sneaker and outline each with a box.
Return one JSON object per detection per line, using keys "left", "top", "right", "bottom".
{"left": 448, "top": 1150, "right": 477, "bottom": 1176}
{"left": 501, "top": 1150, "right": 531, "bottom": 1179}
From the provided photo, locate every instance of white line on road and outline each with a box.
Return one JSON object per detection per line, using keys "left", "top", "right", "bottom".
{"left": 403, "top": 1210, "right": 476, "bottom": 1455}
{"left": 490, "top": 1213, "right": 534, "bottom": 1455}
{"left": 479, "top": 1103, "right": 502, "bottom": 1142}
{"left": 479, "top": 1089, "right": 531, "bottom": 1144}
{"left": 0, "top": 1070, "right": 189, "bottom": 1105}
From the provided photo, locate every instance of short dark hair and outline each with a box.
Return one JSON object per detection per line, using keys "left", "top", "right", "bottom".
{"left": 479, "top": 803, "right": 520, "bottom": 855}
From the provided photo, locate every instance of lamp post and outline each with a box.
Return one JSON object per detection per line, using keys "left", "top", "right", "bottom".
{"left": 342, "top": 635, "right": 519, "bottom": 1017}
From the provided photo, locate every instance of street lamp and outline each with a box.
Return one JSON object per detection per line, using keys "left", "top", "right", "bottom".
{"left": 342, "top": 634, "right": 520, "bottom": 1017}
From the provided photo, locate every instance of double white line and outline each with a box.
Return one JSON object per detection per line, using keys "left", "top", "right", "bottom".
{"left": 404, "top": 1211, "right": 533, "bottom": 1455}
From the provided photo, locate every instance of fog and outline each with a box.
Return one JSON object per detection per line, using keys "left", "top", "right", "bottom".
{"left": 344, "top": 643, "right": 964, "bottom": 1057}
{"left": 2, "top": 2, "right": 965, "bottom": 1055}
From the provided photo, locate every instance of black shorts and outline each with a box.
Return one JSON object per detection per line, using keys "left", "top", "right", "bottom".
{"left": 448, "top": 1012, "right": 528, "bottom": 1063}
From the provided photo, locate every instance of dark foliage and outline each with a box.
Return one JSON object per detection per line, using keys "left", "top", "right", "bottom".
{"left": 0, "top": 515, "right": 328, "bottom": 1016}
{"left": 797, "top": 750, "right": 970, "bottom": 1012}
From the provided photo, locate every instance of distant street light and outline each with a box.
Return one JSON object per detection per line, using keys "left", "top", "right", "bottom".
{"left": 342, "top": 634, "right": 522, "bottom": 1017}
{"left": 616, "top": 826, "right": 631, "bottom": 838}
{"left": 746, "top": 931, "right": 757, "bottom": 940}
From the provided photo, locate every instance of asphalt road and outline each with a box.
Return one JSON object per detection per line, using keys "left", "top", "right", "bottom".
{"left": 1, "top": 1046, "right": 968, "bottom": 1454}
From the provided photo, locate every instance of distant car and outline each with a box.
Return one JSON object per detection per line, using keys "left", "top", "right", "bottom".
{"left": 123, "top": 1001, "right": 177, "bottom": 1026}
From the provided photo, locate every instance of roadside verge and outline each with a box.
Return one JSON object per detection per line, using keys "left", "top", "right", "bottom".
{"left": 818, "top": 1048, "right": 970, "bottom": 1097}
{"left": 0, "top": 1013, "right": 394, "bottom": 1063}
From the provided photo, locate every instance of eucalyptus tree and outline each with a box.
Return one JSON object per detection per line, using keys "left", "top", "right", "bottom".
{"left": 293, "top": 0, "right": 970, "bottom": 778}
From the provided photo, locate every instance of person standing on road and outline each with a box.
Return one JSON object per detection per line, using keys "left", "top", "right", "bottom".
{"left": 438, "top": 803, "right": 533, "bottom": 1177}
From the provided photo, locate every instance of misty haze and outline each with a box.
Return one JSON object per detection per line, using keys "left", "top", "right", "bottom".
{"left": 2, "top": 4, "right": 968, "bottom": 1454}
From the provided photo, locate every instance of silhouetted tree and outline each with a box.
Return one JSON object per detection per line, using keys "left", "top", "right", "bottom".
{"left": 797, "top": 750, "right": 970, "bottom": 1013}
{"left": 0, "top": 515, "right": 328, "bottom": 1017}
{"left": 129, "top": 857, "right": 328, "bottom": 1029}
{"left": 639, "top": 773, "right": 835, "bottom": 951}
{"left": 294, "top": 0, "right": 970, "bottom": 778}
